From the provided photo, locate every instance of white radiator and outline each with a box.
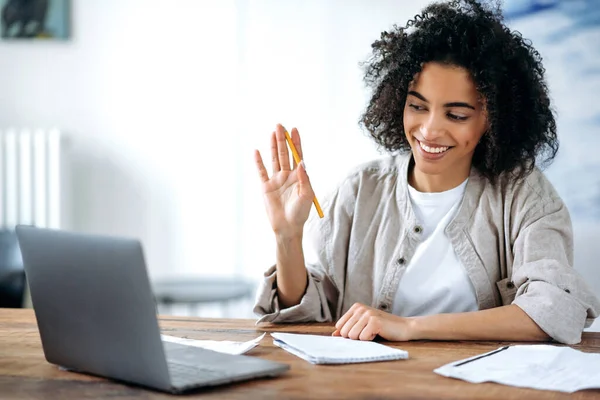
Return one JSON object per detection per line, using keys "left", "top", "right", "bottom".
{"left": 0, "top": 129, "right": 63, "bottom": 229}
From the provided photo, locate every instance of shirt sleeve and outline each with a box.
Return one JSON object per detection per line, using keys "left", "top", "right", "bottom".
{"left": 252, "top": 176, "right": 358, "bottom": 324}
{"left": 252, "top": 262, "right": 339, "bottom": 323}
{"left": 511, "top": 198, "right": 600, "bottom": 344}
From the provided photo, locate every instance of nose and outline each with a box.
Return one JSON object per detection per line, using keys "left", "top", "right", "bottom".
{"left": 419, "top": 113, "right": 445, "bottom": 140}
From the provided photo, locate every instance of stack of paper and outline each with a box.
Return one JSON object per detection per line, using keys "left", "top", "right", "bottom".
{"left": 271, "top": 332, "right": 409, "bottom": 364}
{"left": 434, "top": 344, "right": 600, "bottom": 393}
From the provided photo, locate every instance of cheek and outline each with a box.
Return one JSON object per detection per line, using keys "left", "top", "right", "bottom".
{"left": 403, "top": 108, "right": 415, "bottom": 136}
{"left": 461, "top": 126, "right": 485, "bottom": 149}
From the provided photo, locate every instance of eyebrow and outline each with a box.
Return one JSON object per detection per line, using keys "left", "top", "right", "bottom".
{"left": 408, "top": 90, "right": 476, "bottom": 110}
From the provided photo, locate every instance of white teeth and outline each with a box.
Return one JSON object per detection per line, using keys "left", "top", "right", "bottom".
{"left": 419, "top": 141, "right": 449, "bottom": 154}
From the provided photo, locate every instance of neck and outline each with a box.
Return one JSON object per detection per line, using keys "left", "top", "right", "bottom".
{"left": 408, "top": 161, "right": 471, "bottom": 193}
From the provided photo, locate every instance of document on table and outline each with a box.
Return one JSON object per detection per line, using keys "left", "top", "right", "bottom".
{"left": 161, "top": 333, "right": 265, "bottom": 355}
{"left": 434, "top": 344, "right": 600, "bottom": 393}
{"left": 271, "top": 332, "right": 409, "bottom": 365}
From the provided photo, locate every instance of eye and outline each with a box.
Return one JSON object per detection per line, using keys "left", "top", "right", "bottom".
{"left": 409, "top": 104, "right": 426, "bottom": 111}
{"left": 447, "top": 113, "right": 468, "bottom": 122}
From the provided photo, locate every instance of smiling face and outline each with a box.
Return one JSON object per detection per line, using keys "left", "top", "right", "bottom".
{"left": 403, "top": 62, "right": 488, "bottom": 192}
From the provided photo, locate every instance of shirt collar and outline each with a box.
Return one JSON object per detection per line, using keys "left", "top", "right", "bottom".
{"left": 395, "top": 152, "right": 486, "bottom": 230}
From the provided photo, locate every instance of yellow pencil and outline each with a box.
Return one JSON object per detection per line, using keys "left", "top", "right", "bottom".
{"left": 284, "top": 130, "right": 324, "bottom": 218}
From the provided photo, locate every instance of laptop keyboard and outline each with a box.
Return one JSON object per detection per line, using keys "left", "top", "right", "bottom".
{"left": 167, "top": 361, "right": 228, "bottom": 387}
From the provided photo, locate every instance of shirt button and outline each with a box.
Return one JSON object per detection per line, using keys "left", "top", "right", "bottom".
{"left": 380, "top": 304, "right": 388, "bottom": 311}
{"left": 414, "top": 225, "right": 423, "bottom": 234}
{"left": 397, "top": 257, "right": 406, "bottom": 265}
{"left": 506, "top": 281, "right": 515, "bottom": 289}
{"left": 564, "top": 288, "right": 571, "bottom": 294}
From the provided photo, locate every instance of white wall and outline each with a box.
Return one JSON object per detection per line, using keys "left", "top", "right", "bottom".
{"left": 0, "top": 0, "right": 428, "bottom": 282}
{"left": 0, "top": 0, "right": 242, "bottom": 280}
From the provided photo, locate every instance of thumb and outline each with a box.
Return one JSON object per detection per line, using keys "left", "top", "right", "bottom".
{"left": 297, "top": 161, "right": 313, "bottom": 198}
{"left": 297, "top": 161, "right": 310, "bottom": 186}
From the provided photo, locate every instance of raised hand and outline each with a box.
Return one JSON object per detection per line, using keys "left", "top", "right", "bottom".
{"left": 254, "top": 124, "right": 315, "bottom": 239}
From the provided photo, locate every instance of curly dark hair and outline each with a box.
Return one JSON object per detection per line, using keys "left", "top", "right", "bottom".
{"left": 359, "top": 0, "right": 558, "bottom": 180}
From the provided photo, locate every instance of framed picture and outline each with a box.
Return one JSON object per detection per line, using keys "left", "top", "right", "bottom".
{"left": 1, "top": 0, "right": 70, "bottom": 40}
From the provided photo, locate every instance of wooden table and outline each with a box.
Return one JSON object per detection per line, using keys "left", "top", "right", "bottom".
{"left": 1, "top": 309, "right": 599, "bottom": 399}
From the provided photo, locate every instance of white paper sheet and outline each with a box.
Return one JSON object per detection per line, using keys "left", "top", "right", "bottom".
{"left": 434, "top": 344, "right": 600, "bottom": 393}
{"left": 271, "top": 332, "right": 409, "bottom": 364}
{"left": 161, "top": 333, "right": 265, "bottom": 355}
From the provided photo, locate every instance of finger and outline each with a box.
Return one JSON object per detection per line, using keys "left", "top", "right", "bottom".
{"left": 347, "top": 315, "right": 369, "bottom": 340}
{"left": 275, "top": 124, "right": 291, "bottom": 171}
{"left": 291, "top": 127, "right": 304, "bottom": 161}
{"left": 270, "top": 131, "right": 280, "bottom": 173}
{"left": 254, "top": 150, "right": 269, "bottom": 183}
{"left": 335, "top": 312, "right": 352, "bottom": 332}
{"left": 358, "top": 323, "right": 378, "bottom": 341}
{"left": 335, "top": 303, "right": 362, "bottom": 331}
{"left": 332, "top": 329, "right": 341, "bottom": 336}
{"left": 339, "top": 313, "right": 363, "bottom": 338}
{"left": 290, "top": 127, "right": 303, "bottom": 169}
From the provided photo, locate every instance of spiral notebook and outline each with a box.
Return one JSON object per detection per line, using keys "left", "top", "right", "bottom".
{"left": 271, "top": 332, "right": 409, "bottom": 365}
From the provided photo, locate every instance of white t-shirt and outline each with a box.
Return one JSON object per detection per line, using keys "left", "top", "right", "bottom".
{"left": 392, "top": 179, "right": 479, "bottom": 317}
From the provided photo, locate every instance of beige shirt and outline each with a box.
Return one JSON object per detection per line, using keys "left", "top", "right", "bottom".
{"left": 253, "top": 154, "right": 600, "bottom": 344}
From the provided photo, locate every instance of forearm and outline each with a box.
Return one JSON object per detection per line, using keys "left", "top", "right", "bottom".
{"left": 275, "top": 235, "right": 308, "bottom": 309}
{"left": 409, "top": 305, "right": 550, "bottom": 341}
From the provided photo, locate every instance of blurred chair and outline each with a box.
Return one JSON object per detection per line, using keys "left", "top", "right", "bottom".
{"left": 152, "top": 277, "right": 255, "bottom": 318}
{"left": 0, "top": 230, "right": 26, "bottom": 308}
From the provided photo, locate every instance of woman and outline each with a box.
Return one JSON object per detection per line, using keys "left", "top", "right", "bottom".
{"left": 252, "top": 0, "right": 599, "bottom": 344}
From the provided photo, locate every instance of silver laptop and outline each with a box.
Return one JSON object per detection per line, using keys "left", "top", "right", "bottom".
{"left": 15, "top": 225, "right": 289, "bottom": 394}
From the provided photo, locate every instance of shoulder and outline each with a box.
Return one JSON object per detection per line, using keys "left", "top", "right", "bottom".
{"left": 330, "top": 154, "right": 406, "bottom": 200}
{"left": 497, "top": 166, "right": 564, "bottom": 213}
{"left": 316, "top": 154, "right": 408, "bottom": 217}
{"left": 342, "top": 153, "right": 407, "bottom": 189}
{"left": 478, "top": 165, "right": 570, "bottom": 231}
{"left": 346, "top": 154, "right": 405, "bottom": 177}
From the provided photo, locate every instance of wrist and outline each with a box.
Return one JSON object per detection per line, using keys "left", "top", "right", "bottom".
{"left": 275, "top": 233, "right": 303, "bottom": 257}
{"left": 407, "top": 316, "right": 425, "bottom": 340}
{"left": 274, "top": 231, "right": 303, "bottom": 244}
